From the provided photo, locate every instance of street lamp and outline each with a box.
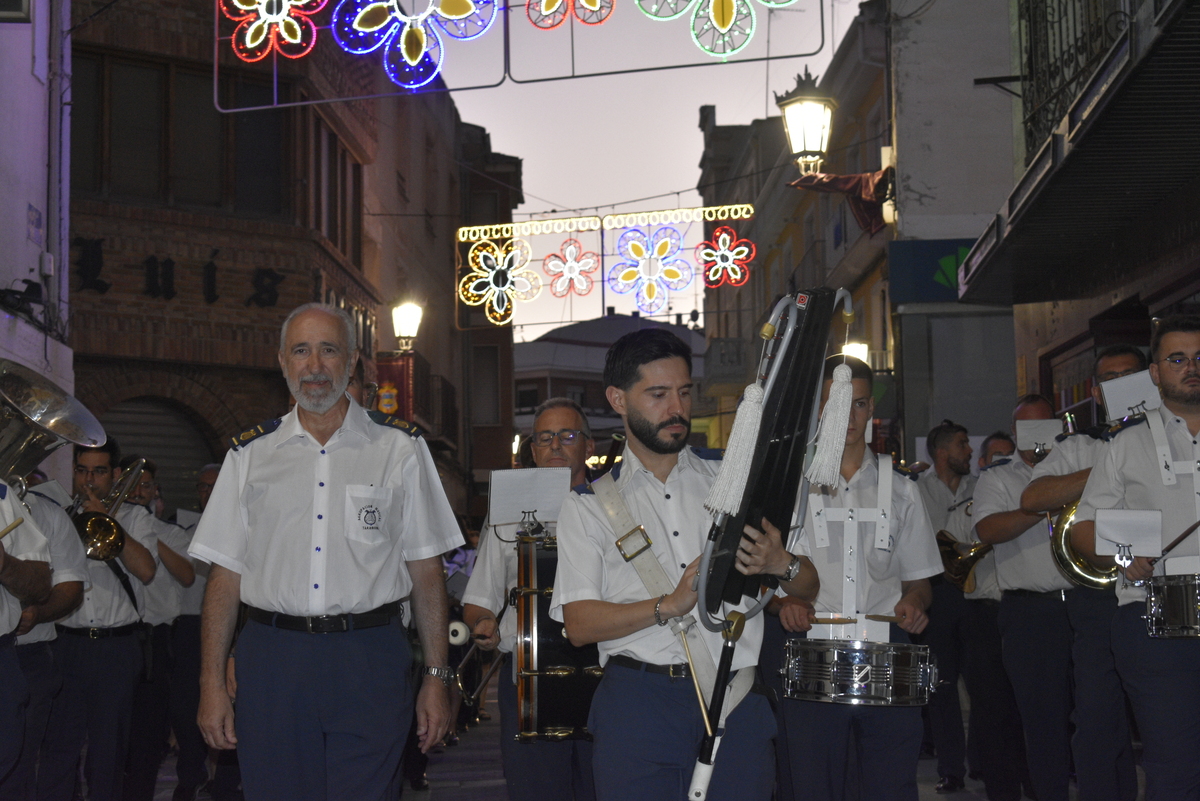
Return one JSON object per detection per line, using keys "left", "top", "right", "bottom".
{"left": 775, "top": 68, "right": 837, "bottom": 176}
{"left": 391, "top": 302, "right": 423, "bottom": 353}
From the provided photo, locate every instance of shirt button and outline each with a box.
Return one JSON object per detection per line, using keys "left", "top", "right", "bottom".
{"left": 665, "top": 493, "right": 671, "bottom": 499}
{"left": 315, "top": 547, "right": 321, "bottom": 552}
{"left": 314, "top": 584, "right": 319, "bottom": 589}
{"left": 680, "top": 563, "right": 686, "bottom": 569}
{"left": 317, "top": 514, "right": 323, "bottom": 520}
{"left": 673, "top": 531, "right": 679, "bottom": 537}
{"left": 321, "top": 449, "right": 326, "bottom": 455}
{"left": 319, "top": 482, "right": 325, "bottom": 487}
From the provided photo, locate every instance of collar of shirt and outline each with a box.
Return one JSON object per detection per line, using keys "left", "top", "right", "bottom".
{"left": 611, "top": 443, "right": 701, "bottom": 492}
{"left": 273, "top": 402, "right": 374, "bottom": 450}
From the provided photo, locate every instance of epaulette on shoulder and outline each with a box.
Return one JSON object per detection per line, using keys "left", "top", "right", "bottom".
{"left": 892, "top": 463, "right": 920, "bottom": 481}
{"left": 228, "top": 418, "right": 282, "bottom": 451}
{"left": 26, "top": 489, "right": 59, "bottom": 507}
{"left": 573, "top": 481, "right": 595, "bottom": 495}
{"left": 0, "top": 483, "right": 6, "bottom": 500}
{"left": 690, "top": 447, "right": 724, "bottom": 461}
{"left": 981, "top": 457, "right": 1012, "bottom": 472}
{"left": 367, "top": 410, "right": 423, "bottom": 438}
{"left": 1102, "top": 415, "right": 1147, "bottom": 442}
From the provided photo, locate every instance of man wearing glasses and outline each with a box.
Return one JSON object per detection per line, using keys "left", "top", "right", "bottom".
{"left": 1019, "top": 344, "right": 1146, "bottom": 801}
{"left": 1072, "top": 315, "right": 1200, "bottom": 799}
{"left": 462, "top": 397, "right": 597, "bottom": 800}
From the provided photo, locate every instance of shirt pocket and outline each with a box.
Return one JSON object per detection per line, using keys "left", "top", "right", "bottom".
{"left": 344, "top": 485, "right": 394, "bottom": 546}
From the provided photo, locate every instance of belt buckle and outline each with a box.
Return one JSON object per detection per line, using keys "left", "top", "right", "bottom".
{"left": 668, "top": 663, "right": 686, "bottom": 679}
{"left": 616, "top": 526, "right": 652, "bottom": 562}
{"left": 88, "top": 628, "right": 100, "bottom": 640}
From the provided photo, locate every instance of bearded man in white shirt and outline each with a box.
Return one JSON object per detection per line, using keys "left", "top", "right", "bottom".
{"left": 192, "top": 303, "right": 460, "bottom": 801}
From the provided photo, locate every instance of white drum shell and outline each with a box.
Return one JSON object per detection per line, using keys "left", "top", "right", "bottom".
{"left": 781, "top": 638, "right": 938, "bottom": 707}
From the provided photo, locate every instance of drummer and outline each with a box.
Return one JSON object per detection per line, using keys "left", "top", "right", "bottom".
{"left": 774, "top": 355, "right": 941, "bottom": 801}
{"left": 461, "top": 397, "right": 597, "bottom": 800}
{"left": 1071, "top": 315, "right": 1200, "bottom": 800}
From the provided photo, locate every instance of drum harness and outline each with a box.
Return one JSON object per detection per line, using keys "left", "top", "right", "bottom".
{"left": 591, "top": 473, "right": 756, "bottom": 798}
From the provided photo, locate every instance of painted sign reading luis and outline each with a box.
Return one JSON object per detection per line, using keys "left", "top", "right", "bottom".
{"left": 887, "top": 239, "right": 978, "bottom": 305}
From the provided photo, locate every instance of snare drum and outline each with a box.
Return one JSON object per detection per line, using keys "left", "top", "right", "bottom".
{"left": 1145, "top": 574, "right": 1200, "bottom": 638}
{"left": 781, "top": 638, "right": 938, "bottom": 706}
{"left": 515, "top": 535, "right": 602, "bottom": 741}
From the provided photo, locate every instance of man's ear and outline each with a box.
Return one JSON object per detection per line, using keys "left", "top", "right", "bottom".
{"left": 1149, "top": 362, "right": 1161, "bottom": 387}
{"left": 606, "top": 385, "right": 625, "bottom": 417}
{"left": 585, "top": 438, "right": 596, "bottom": 461}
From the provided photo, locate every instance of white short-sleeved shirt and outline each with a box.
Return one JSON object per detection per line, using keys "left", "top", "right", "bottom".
{"left": 550, "top": 446, "right": 764, "bottom": 671}
{"left": 917, "top": 471, "right": 977, "bottom": 533}
{"left": 1030, "top": 432, "right": 1105, "bottom": 480}
{"left": 189, "top": 405, "right": 462, "bottom": 616}
{"left": 940, "top": 496, "right": 1001, "bottom": 602}
{"left": 18, "top": 490, "right": 89, "bottom": 644}
{"left": 59, "top": 502, "right": 158, "bottom": 629}
{"left": 973, "top": 458, "right": 1072, "bottom": 593}
{"left": 0, "top": 486, "right": 51, "bottom": 634}
{"left": 461, "top": 518, "right": 522, "bottom": 654}
{"left": 1077, "top": 407, "right": 1200, "bottom": 606}
{"left": 791, "top": 451, "right": 942, "bottom": 617}
{"left": 141, "top": 516, "right": 192, "bottom": 626}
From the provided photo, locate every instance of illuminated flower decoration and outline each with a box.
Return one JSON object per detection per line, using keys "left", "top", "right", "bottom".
{"left": 695, "top": 226, "right": 754, "bottom": 288}
{"left": 527, "top": 0, "right": 613, "bottom": 29}
{"left": 543, "top": 239, "right": 601, "bottom": 297}
{"left": 459, "top": 239, "right": 542, "bottom": 325}
{"left": 220, "top": 0, "right": 327, "bottom": 62}
{"left": 634, "top": 0, "right": 793, "bottom": 57}
{"left": 332, "top": 0, "right": 496, "bottom": 89}
{"left": 607, "top": 227, "right": 693, "bottom": 315}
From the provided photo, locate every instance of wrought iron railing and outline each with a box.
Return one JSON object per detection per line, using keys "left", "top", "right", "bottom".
{"left": 1019, "top": 0, "right": 1131, "bottom": 161}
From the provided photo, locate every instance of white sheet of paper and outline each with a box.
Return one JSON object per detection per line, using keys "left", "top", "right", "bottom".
{"left": 1099, "top": 370, "right": 1160, "bottom": 423}
{"left": 488, "top": 467, "right": 572, "bottom": 527}
{"left": 1095, "top": 508, "right": 1162, "bottom": 557}
{"left": 1015, "top": 420, "right": 1064, "bottom": 452}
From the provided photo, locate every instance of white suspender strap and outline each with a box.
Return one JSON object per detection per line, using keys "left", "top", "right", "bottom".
{"left": 875, "top": 455, "right": 893, "bottom": 550}
{"left": 1146, "top": 411, "right": 1178, "bottom": 487}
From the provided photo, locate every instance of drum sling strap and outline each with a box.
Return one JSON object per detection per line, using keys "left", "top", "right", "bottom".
{"left": 590, "top": 474, "right": 754, "bottom": 727}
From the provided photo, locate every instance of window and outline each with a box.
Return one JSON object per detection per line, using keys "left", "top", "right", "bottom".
{"left": 0, "top": 0, "right": 31, "bottom": 22}
{"left": 310, "top": 115, "right": 363, "bottom": 265}
{"left": 471, "top": 346, "right": 500, "bottom": 425}
{"left": 516, "top": 384, "right": 539, "bottom": 409}
{"left": 70, "top": 51, "right": 287, "bottom": 216}
{"left": 565, "top": 385, "right": 585, "bottom": 407}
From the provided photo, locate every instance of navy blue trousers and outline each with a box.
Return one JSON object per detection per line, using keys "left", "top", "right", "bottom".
{"left": 497, "top": 654, "right": 595, "bottom": 801}
{"left": 236, "top": 618, "right": 412, "bottom": 801}
{"left": 1066, "top": 587, "right": 1137, "bottom": 801}
{"left": 961, "top": 601, "right": 1026, "bottom": 801}
{"left": 0, "top": 643, "right": 27, "bottom": 789}
{"left": 1112, "top": 601, "right": 1200, "bottom": 800}
{"left": 759, "top": 615, "right": 796, "bottom": 801}
{"left": 589, "top": 661, "right": 775, "bottom": 801}
{"left": 125, "top": 623, "right": 173, "bottom": 801}
{"left": 168, "top": 615, "right": 209, "bottom": 792}
{"left": 40, "top": 631, "right": 142, "bottom": 801}
{"left": 920, "top": 581, "right": 969, "bottom": 781}
{"left": 783, "top": 627, "right": 924, "bottom": 801}
{"left": 997, "top": 592, "right": 1073, "bottom": 801}
{"left": 0, "top": 642, "right": 57, "bottom": 801}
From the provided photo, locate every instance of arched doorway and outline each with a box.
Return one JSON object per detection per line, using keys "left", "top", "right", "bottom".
{"left": 98, "top": 397, "right": 217, "bottom": 517}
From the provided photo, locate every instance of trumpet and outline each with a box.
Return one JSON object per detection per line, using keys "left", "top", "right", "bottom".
{"left": 455, "top": 603, "right": 509, "bottom": 706}
{"left": 70, "top": 457, "right": 145, "bottom": 561}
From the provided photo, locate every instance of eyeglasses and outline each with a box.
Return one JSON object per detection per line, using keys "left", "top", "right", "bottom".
{"left": 532, "top": 429, "right": 583, "bottom": 447}
{"left": 1159, "top": 355, "right": 1200, "bottom": 371}
{"left": 73, "top": 465, "right": 111, "bottom": 477}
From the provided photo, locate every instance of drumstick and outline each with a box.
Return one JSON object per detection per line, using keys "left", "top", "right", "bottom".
{"left": 813, "top": 617, "right": 857, "bottom": 625}
{"left": 865, "top": 614, "right": 904, "bottom": 624}
{"left": 0, "top": 517, "right": 22, "bottom": 540}
{"left": 1150, "top": 519, "right": 1200, "bottom": 566}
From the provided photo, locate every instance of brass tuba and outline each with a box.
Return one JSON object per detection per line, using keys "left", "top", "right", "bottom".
{"left": 72, "top": 457, "right": 144, "bottom": 561}
{"left": 1049, "top": 500, "right": 1117, "bottom": 590}
{"left": 0, "top": 359, "right": 105, "bottom": 497}
{"left": 936, "top": 530, "right": 992, "bottom": 593}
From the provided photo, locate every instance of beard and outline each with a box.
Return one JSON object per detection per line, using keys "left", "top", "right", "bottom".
{"left": 627, "top": 407, "right": 690, "bottom": 455}
{"left": 1161, "top": 376, "right": 1200, "bottom": 407}
{"left": 947, "top": 455, "right": 972, "bottom": 476}
{"left": 288, "top": 370, "right": 351, "bottom": 414}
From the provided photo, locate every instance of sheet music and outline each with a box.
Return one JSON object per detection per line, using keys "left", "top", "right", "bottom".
{"left": 1099, "top": 369, "right": 1160, "bottom": 423}
{"left": 487, "top": 467, "right": 572, "bottom": 527}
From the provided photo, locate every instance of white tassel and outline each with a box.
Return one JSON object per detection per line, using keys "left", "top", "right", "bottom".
{"left": 805, "top": 363, "right": 853, "bottom": 487}
{"left": 704, "top": 384, "right": 765, "bottom": 516}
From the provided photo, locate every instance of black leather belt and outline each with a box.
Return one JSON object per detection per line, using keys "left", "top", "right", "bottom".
{"left": 57, "top": 623, "right": 141, "bottom": 639}
{"left": 608, "top": 654, "right": 691, "bottom": 679}
{"left": 1002, "top": 589, "right": 1069, "bottom": 601}
{"left": 247, "top": 601, "right": 400, "bottom": 633}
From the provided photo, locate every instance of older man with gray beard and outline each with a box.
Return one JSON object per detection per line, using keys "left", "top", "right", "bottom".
{"left": 191, "top": 302, "right": 460, "bottom": 801}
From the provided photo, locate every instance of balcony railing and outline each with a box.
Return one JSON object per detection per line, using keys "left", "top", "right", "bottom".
{"left": 1019, "top": 0, "right": 1130, "bottom": 161}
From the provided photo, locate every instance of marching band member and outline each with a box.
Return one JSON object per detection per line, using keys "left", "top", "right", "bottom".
{"left": 1072, "top": 315, "right": 1200, "bottom": 800}
{"left": 192, "top": 303, "right": 459, "bottom": 801}
{"left": 1019, "top": 344, "right": 1146, "bottom": 801}
{"left": 974, "top": 395, "right": 1073, "bottom": 801}
{"left": 780, "top": 355, "right": 941, "bottom": 801}
{"left": 552, "top": 329, "right": 814, "bottom": 801}
{"left": 914, "top": 420, "right": 975, "bottom": 794}
{"left": 40, "top": 440, "right": 160, "bottom": 801}
{"left": 0, "top": 480, "right": 87, "bottom": 801}
{"left": 461, "top": 396, "right": 597, "bottom": 800}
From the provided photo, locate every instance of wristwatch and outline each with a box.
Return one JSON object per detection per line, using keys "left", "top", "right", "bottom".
{"left": 779, "top": 554, "right": 802, "bottom": 583}
{"left": 422, "top": 665, "right": 457, "bottom": 688}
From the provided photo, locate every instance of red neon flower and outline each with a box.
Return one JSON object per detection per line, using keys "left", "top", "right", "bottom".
{"left": 695, "top": 226, "right": 755, "bottom": 288}
{"left": 220, "top": 0, "right": 327, "bottom": 63}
